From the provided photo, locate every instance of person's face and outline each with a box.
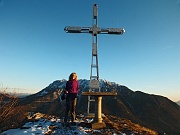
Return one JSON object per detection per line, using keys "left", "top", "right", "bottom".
{"left": 72, "top": 74, "right": 76, "bottom": 79}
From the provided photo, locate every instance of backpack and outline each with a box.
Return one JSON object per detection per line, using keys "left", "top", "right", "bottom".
{"left": 59, "top": 90, "right": 67, "bottom": 102}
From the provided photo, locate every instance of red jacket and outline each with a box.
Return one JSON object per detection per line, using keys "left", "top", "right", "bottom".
{"left": 66, "top": 80, "right": 79, "bottom": 94}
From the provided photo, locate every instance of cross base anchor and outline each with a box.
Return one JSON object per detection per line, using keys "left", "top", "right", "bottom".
{"left": 91, "top": 122, "right": 106, "bottom": 129}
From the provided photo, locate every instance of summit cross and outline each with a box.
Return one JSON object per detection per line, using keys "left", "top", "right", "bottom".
{"left": 64, "top": 4, "right": 125, "bottom": 115}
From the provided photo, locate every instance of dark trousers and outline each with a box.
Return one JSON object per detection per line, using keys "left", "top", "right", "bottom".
{"left": 64, "top": 95, "right": 77, "bottom": 123}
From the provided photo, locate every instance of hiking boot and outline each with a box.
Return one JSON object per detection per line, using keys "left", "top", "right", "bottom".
{"left": 71, "top": 122, "right": 76, "bottom": 126}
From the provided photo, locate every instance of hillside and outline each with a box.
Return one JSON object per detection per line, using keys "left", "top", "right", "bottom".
{"left": 19, "top": 79, "right": 180, "bottom": 135}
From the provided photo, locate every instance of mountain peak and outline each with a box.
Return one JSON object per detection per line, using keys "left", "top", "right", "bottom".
{"left": 47, "top": 79, "right": 124, "bottom": 91}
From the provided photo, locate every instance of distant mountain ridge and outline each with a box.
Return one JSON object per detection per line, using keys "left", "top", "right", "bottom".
{"left": 177, "top": 100, "right": 180, "bottom": 106}
{"left": 20, "top": 79, "right": 180, "bottom": 135}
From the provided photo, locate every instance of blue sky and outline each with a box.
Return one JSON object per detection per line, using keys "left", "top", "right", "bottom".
{"left": 0, "top": 0, "right": 180, "bottom": 101}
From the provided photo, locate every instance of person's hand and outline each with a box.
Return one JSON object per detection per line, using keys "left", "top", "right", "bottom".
{"left": 65, "top": 90, "right": 68, "bottom": 94}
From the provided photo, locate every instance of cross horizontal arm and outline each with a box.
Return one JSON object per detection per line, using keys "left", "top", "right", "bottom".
{"left": 64, "top": 26, "right": 125, "bottom": 35}
{"left": 64, "top": 26, "right": 90, "bottom": 33}
{"left": 99, "top": 28, "right": 125, "bottom": 35}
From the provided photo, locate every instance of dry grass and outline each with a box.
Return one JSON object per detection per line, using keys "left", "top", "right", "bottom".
{"left": 104, "top": 115, "right": 158, "bottom": 135}
{"left": 0, "top": 93, "right": 27, "bottom": 132}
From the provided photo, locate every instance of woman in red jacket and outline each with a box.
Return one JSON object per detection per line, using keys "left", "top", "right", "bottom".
{"left": 64, "top": 72, "right": 79, "bottom": 124}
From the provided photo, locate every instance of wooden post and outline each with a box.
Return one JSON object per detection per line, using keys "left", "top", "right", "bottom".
{"left": 82, "top": 92, "right": 117, "bottom": 129}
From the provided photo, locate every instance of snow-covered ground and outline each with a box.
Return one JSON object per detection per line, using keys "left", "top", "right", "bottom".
{"left": 1, "top": 113, "right": 122, "bottom": 135}
{"left": 1, "top": 118, "right": 87, "bottom": 135}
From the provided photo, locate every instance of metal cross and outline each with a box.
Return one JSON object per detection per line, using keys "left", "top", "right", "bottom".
{"left": 64, "top": 4, "right": 125, "bottom": 114}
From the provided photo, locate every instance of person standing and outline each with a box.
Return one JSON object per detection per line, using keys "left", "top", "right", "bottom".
{"left": 64, "top": 72, "right": 79, "bottom": 124}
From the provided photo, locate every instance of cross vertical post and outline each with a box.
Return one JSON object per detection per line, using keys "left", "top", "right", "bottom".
{"left": 88, "top": 4, "right": 100, "bottom": 115}
{"left": 64, "top": 4, "right": 125, "bottom": 116}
